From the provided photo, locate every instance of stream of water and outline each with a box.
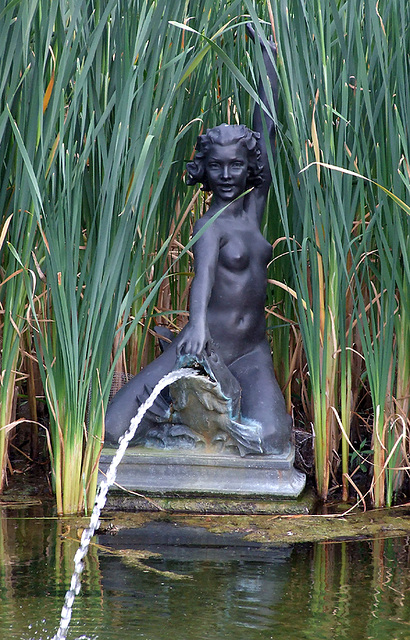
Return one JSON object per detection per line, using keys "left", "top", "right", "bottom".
{"left": 51, "top": 369, "right": 200, "bottom": 639}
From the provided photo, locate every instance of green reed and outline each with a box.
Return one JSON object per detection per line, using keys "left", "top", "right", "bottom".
{"left": 0, "top": 0, "right": 215, "bottom": 513}
{"left": 257, "top": 0, "right": 409, "bottom": 504}
{"left": 0, "top": 0, "right": 44, "bottom": 491}
{"left": 1, "top": 0, "right": 408, "bottom": 510}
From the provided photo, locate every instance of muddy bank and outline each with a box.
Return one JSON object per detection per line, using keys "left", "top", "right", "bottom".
{"left": 92, "top": 504, "right": 410, "bottom": 545}
{"left": 2, "top": 465, "right": 409, "bottom": 546}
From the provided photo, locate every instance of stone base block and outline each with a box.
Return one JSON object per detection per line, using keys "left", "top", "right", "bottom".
{"left": 99, "top": 445, "right": 306, "bottom": 500}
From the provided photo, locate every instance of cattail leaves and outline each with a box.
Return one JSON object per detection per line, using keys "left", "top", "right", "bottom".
{"left": 1, "top": 0, "right": 408, "bottom": 511}
{"left": 268, "top": 0, "right": 409, "bottom": 505}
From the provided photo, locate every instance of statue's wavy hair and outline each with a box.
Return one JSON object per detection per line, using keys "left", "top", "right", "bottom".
{"left": 186, "top": 123, "right": 264, "bottom": 191}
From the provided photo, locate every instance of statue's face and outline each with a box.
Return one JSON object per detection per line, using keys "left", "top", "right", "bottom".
{"left": 205, "top": 142, "right": 249, "bottom": 201}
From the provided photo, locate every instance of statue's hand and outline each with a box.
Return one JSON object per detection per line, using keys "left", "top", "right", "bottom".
{"left": 176, "top": 322, "right": 211, "bottom": 359}
{"left": 246, "top": 23, "right": 277, "bottom": 58}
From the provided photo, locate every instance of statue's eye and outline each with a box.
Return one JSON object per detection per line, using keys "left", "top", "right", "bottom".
{"left": 207, "top": 162, "right": 219, "bottom": 170}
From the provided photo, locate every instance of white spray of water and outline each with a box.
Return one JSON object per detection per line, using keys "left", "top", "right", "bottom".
{"left": 52, "top": 368, "right": 199, "bottom": 640}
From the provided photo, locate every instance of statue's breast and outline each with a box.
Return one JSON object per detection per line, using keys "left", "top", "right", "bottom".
{"left": 219, "top": 230, "right": 272, "bottom": 271}
{"left": 219, "top": 235, "right": 250, "bottom": 271}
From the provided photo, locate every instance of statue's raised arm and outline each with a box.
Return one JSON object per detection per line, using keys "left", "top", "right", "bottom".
{"left": 246, "top": 23, "right": 278, "bottom": 221}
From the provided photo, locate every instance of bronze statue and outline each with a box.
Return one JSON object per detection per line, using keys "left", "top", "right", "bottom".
{"left": 105, "top": 25, "right": 292, "bottom": 456}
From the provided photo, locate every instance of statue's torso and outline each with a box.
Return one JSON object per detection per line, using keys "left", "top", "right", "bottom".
{"left": 204, "top": 210, "right": 273, "bottom": 365}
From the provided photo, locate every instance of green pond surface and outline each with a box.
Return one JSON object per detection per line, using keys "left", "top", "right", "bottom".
{"left": 1, "top": 507, "right": 410, "bottom": 640}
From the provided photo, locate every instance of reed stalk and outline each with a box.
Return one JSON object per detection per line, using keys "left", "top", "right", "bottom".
{"left": 262, "top": 0, "right": 408, "bottom": 503}
{"left": 1, "top": 0, "right": 408, "bottom": 509}
{"left": 0, "top": 0, "right": 45, "bottom": 490}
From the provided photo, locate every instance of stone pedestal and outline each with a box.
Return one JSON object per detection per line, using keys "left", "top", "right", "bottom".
{"left": 99, "top": 445, "right": 306, "bottom": 500}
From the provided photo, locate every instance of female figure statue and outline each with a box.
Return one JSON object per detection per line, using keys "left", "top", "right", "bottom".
{"left": 105, "top": 26, "right": 292, "bottom": 456}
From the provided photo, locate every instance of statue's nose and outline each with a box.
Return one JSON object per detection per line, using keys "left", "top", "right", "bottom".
{"left": 222, "top": 165, "right": 230, "bottom": 180}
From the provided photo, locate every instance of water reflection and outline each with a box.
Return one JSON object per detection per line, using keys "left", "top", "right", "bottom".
{"left": 272, "top": 537, "right": 410, "bottom": 640}
{"left": 0, "top": 508, "right": 410, "bottom": 640}
{"left": 99, "top": 522, "right": 291, "bottom": 639}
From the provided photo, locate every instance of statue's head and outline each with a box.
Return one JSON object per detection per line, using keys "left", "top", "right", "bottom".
{"left": 186, "top": 124, "right": 263, "bottom": 193}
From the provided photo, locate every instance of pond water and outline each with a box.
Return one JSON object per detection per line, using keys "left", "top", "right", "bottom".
{"left": 1, "top": 506, "right": 410, "bottom": 640}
